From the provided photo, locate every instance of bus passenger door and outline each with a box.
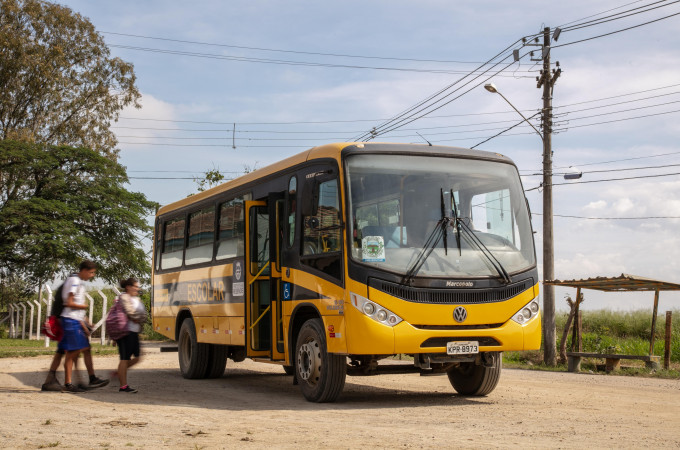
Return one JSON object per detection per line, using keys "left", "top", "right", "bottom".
{"left": 269, "top": 193, "right": 286, "bottom": 361}
{"left": 245, "top": 200, "right": 271, "bottom": 358}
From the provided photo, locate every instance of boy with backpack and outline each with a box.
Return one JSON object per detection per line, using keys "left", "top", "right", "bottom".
{"left": 41, "top": 260, "right": 109, "bottom": 392}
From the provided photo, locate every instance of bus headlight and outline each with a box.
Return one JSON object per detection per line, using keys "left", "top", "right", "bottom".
{"left": 511, "top": 298, "right": 540, "bottom": 325}
{"left": 350, "top": 292, "right": 403, "bottom": 327}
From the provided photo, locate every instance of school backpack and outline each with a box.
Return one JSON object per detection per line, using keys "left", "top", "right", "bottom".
{"left": 106, "top": 296, "right": 129, "bottom": 340}
{"left": 41, "top": 278, "right": 69, "bottom": 341}
{"left": 50, "top": 280, "right": 67, "bottom": 317}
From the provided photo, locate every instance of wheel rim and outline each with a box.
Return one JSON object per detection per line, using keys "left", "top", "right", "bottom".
{"left": 297, "top": 338, "right": 321, "bottom": 385}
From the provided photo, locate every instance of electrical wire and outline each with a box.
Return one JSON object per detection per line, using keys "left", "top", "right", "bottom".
{"left": 558, "top": 0, "right": 648, "bottom": 28}
{"left": 554, "top": 10, "right": 680, "bottom": 48}
{"left": 559, "top": 0, "right": 680, "bottom": 32}
{"left": 351, "top": 34, "right": 543, "bottom": 141}
{"left": 102, "top": 31, "right": 492, "bottom": 65}
{"left": 108, "top": 44, "right": 538, "bottom": 76}
{"left": 532, "top": 212, "right": 680, "bottom": 220}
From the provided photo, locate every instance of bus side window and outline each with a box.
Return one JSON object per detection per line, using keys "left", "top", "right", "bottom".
{"left": 287, "top": 176, "right": 297, "bottom": 247}
{"left": 216, "top": 193, "right": 251, "bottom": 260}
{"left": 161, "top": 217, "right": 185, "bottom": 270}
{"left": 301, "top": 178, "right": 342, "bottom": 280}
{"left": 186, "top": 207, "right": 215, "bottom": 265}
{"left": 154, "top": 220, "right": 161, "bottom": 271}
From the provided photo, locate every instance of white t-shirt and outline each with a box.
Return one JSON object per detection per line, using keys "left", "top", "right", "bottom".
{"left": 127, "top": 295, "right": 144, "bottom": 333}
{"left": 60, "top": 274, "right": 87, "bottom": 321}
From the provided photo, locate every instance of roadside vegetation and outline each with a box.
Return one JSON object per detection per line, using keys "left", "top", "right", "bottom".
{"left": 505, "top": 308, "right": 680, "bottom": 378}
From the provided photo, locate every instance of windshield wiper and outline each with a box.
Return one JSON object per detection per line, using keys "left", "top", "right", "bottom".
{"left": 403, "top": 188, "right": 455, "bottom": 285}
{"left": 402, "top": 217, "right": 445, "bottom": 286}
{"left": 457, "top": 220, "right": 512, "bottom": 284}
{"left": 450, "top": 188, "right": 462, "bottom": 256}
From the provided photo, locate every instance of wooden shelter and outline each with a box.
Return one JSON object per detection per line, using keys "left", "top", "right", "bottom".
{"left": 545, "top": 274, "right": 680, "bottom": 371}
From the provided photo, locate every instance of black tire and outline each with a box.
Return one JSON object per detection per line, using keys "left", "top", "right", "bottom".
{"left": 283, "top": 365, "right": 295, "bottom": 375}
{"left": 447, "top": 352, "right": 502, "bottom": 396}
{"left": 295, "top": 318, "right": 346, "bottom": 402}
{"left": 204, "top": 344, "right": 228, "bottom": 378}
{"left": 178, "top": 318, "right": 209, "bottom": 379}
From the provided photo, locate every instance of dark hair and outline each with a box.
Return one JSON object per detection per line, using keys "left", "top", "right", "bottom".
{"left": 120, "top": 277, "right": 139, "bottom": 290}
{"left": 79, "top": 260, "right": 97, "bottom": 271}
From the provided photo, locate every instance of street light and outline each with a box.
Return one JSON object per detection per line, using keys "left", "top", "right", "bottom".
{"left": 484, "top": 82, "right": 556, "bottom": 365}
{"left": 484, "top": 83, "right": 543, "bottom": 139}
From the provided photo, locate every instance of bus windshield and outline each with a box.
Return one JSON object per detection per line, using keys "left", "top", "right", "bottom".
{"left": 346, "top": 153, "right": 535, "bottom": 279}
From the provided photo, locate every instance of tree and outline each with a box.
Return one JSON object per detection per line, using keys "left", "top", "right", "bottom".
{"left": 0, "top": 0, "right": 140, "bottom": 157}
{"left": 193, "top": 167, "right": 225, "bottom": 193}
{"left": 0, "top": 140, "right": 158, "bottom": 301}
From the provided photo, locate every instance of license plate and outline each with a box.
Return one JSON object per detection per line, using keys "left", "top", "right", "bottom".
{"left": 446, "top": 341, "right": 479, "bottom": 355}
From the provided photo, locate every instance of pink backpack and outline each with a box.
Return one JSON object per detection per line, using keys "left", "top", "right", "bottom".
{"left": 106, "top": 296, "right": 129, "bottom": 340}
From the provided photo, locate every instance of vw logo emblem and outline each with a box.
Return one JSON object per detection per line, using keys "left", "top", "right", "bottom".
{"left": 453, "top": 306, "right": 468, "bottom": 323}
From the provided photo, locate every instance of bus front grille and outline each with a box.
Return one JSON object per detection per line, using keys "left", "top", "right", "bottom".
{"left": 370, "top": 278, "right": 533, "bottom": 305}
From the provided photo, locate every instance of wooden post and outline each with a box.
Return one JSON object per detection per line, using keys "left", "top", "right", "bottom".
{"left": 664, "top": 311, "right": 672, "bottom": 370}
{"left": 571, "top": 287, "right": 582, "bottom": 352}
{"left": 559, "top": 290, "right": 579, "bottom": 363}
{"left": 571, "top": 289, "right": 582, "bottom": 352}
{"left": 577, "top": 310, "right": 583, "bottom": 352}
{"left": 649, "top": 289, "right": 660, "bottom": 356}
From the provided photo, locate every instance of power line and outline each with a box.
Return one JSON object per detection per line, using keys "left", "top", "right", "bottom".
{"left": 108, "top": 44, "right": 537, "bottom": 76}
{"left": 102, "top": 30, "right": 491, "bottom": 65}
{"left": 558, "top": 0, "right": 648, "bottom": 27}
{"left": 554, "top": 10, "right": 680, "bottom": 48}
{"left": 520, "top": 150, "right": 680, "bottom": 173}
{"left": 522, "top": 163, "right": 680, "bottom": 177}
{"left": 352, "top": 34, "right": 542, "bottom": 141}
{"left": 117, "top": 107, "right": 538, "bottom": 126}
{"left": 560, "top": 0, "right": 679, "bottom": 32}
{"left": 532, "top": 212, "right": 680, "bottom": 220}
{"left": 555, "top": 83, "right": 680, "bottom": 109}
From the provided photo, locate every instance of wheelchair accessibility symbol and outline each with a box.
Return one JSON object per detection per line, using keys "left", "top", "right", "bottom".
{"left": 283, "top": 282, "right": 291, "bottom": 300}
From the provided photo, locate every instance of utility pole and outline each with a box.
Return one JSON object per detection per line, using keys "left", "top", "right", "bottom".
{"left": 536, "top": 26, "right": 561, "bottom": 366}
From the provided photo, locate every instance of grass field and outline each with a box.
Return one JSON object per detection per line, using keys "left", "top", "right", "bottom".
{"left": 0, "top": 337, "right": 119, "bottom": 358}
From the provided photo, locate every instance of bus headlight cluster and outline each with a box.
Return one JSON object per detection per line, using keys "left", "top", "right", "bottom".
{"left": 511, "top": 298, "right": 540, "bottom": 325}
{"left": 350, "top": 292, "right": 402, "bottom": 327}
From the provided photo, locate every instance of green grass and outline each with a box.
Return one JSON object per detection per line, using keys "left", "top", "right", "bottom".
{"left": 554, "top": 308, "right": 680, "bottom": 363}
{"left": 0, "top": 338, "right": 119, "bottom": 358}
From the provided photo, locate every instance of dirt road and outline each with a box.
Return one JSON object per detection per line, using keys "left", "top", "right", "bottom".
{"left": 1, "top": 346, "right": 679, "bottom": 449}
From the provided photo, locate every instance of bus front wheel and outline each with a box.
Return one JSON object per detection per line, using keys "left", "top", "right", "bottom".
{"left": 295, "top": 318, "right": 346, "bottom": 402}
{"left": 178, "top": 318, "right": 209, "bottom": 379}
{"left": 447, "top": 352, "right": 502, "bottom": 396}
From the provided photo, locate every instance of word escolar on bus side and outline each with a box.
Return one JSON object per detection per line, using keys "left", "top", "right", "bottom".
{"left": 151, "top": 142, "right": 541, "bottom": 403}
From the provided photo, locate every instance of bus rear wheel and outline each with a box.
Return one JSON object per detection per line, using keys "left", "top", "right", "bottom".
{"left": 204, "top": 344, "right": 228, "bottom": 378}
{"left": 178, "top": 318, "right": 209, "bottom": 379}
{"left": 447, "top": 352, "right": 502, "bottom": 396}
{"left": 295, "top": 318, "right": 346, "bottom": 402}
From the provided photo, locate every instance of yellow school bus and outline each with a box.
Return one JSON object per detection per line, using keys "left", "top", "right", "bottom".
{"left": 152, "top": 142, "right": 541, "bottom": 402}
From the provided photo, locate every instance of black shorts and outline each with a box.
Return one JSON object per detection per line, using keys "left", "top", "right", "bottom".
{"left": 117, "top": 332, "right": 140, "bottom": 360}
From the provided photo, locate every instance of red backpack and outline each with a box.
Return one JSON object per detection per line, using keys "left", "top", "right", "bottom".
{"left": 105, "top": 296, "right": 129, "bottom": 340}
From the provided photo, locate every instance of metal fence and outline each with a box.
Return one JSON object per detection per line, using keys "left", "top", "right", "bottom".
{"left": 3, "top": 284, "right": 121, "bottom": 346}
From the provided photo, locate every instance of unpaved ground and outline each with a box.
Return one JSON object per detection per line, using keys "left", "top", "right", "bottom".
{"left": 1, "top": 345, "right": 679, "bottom": 449}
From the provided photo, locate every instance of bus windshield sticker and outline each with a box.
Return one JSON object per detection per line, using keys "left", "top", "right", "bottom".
{"left": 362, "top": 236, "right": 385, "bottom": 262}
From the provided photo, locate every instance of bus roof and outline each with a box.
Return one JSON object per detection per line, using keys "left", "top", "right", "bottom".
{"left": 156, "top": 142, "right": 513, "bottom": 216}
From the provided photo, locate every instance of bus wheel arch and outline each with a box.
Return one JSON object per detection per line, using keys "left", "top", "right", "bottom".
{"left": 288, "top": 304, "right": 322, "bottom": 368}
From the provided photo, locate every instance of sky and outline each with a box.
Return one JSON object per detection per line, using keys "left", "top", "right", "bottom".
{"left": 55, "top": 0, "right": 680, "bottom": 312}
